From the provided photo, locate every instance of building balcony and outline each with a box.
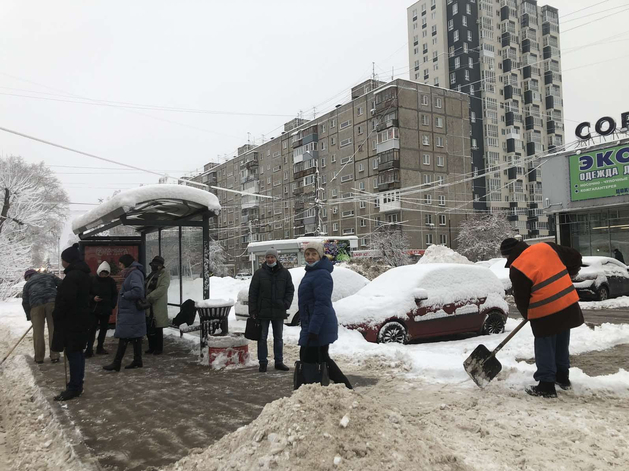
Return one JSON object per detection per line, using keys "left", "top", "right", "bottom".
{"left": 374, "top": 97, "right": 397, "bottom": 114}
{"left": 293, "top": 167, "right": 316, "bottom": 180}
{"left": 376, "top": 138, "right": 400, "bottom": 154}
{"left": 377, "top": 181, "right": 401, "bottom": 191}
{"left": 378, "top": 159, "right": 400, "bottom": 172}
{"left": 376, "top": 119, "right": 399, "bottom": 132}
{"left": 292, "top": 139, "right": 303, "bottom": 149}
{"left": 302, "top": 133, "right": 319, "bottom": 145}
{"left": 293, "top": 187, "right": 303, "bottom": 196}
{"left": 245, "top": 159, "right": 258, "bottom": 170}
{"left": 380, "top": 200, "right": 401, "bottom": 213}
{"left": 242, "top": 199, "right": 259, "bottom": 210}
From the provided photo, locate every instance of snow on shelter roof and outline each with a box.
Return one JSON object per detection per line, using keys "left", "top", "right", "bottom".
{"left": 72, "top": 184, "right": 220, "bottom": 235}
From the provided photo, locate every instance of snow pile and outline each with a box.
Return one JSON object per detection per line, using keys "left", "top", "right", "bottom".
{"left": 195, "top": 298, "right": 234, "bottom": 309}
{"left": 0, "top": 356, "right": 97, "bottom": 471}
{"left": 580, "top": 296, "right": 629, "bottom": 310}
{"left": 418, "top": 245, "right": 473, "bottom": 265}
{"left": 335, "top": 264, "right": 506, "bottom": 328}
{"left": 72, "top": 184, "right": 221, "bottom": 233}
{"left": 164, "top": 384, "right": 472, "bottom": 471}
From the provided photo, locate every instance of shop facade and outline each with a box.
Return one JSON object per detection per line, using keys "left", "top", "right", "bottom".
{"left": 543, "top": 137, "right": 629, "bottom": 258}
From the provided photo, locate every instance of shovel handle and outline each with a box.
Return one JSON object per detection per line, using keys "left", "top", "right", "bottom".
{"left": 491, "top": 318, "right": 528, "bottom": 356}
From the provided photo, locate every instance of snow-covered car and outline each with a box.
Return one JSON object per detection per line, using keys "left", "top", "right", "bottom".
{"left": 476, "top": 259, "right": 511, "bottom": 294}
{"left": 335, "top": 263, "right": 509, "bottom": 344}
{"left": 234, "top": 266, "right": 370, "bottom": 325}
{"left": 475, "top": 258, "right": 503, "bottom": 268}
{"left": 235, "top": 272, "right": 252, "bottom": 281}
{"left": 572, "top": 256, "right": 629, "bottom": 301}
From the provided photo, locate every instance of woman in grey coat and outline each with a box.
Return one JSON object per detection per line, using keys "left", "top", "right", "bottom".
{"left": 103, "top": 254, "right": 146, "bottom": 372}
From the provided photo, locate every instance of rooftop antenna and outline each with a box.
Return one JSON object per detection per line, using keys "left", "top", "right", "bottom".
{"left": 392, "top": 66, "right": 394, "bottom": 81}
{"left": 372, "top": 62, "right": 376, "bottom": 80}
{"left": 313, "top": 106, "right": 317, "bottom": 119}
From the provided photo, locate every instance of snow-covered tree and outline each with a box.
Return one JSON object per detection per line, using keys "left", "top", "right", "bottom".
{"left": 370, "top": 228, "right": 412, "bottom": 267}
{"left": 0, "top": 156, "right": 69, "bottom": 298}
{"left": 456, "top": 212, "right": 515, "bottom": 262}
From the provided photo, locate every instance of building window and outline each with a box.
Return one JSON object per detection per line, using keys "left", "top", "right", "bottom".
{"left": 333, "top": 223, "right": 338, "bottom": 232}
{"left": 453, "top": 30, "right": 459, "bottom": 42}
{"left": 468, "top": 57, "right": 474, "bottom": 68}
{"left": 439, "top": 214, "right": 446, "bottom": 226}
{"left": 359, "top": 201, "right": 366, "bottom": 209}
{"left": 423, "top": 173, "right": 432, "bottom": 184}
{"left": 467, "top": 30, "right": 472, "bottom": 42}
{"left": 437, "top": 155, "right": 445, "bottom": 166}
{"left": 422, "top": 95, "right": 429, "bottom": 106}
{"left": 436, "top": 136, "right": 444, "bottom": 147}
{"left": 360, "top": 219, "right": 366, "bottom": 227}
{"left": 452, "top": 3, "right": 458, "bottom": 15}
{"left": 340, "top": 120, "right": 351, "bottom": 129}
{"left": 435, "top": 117, "right": 443, "bottom": 128}
{"left": 439, "top": 195, "right": 446, "bottom": 206}
{"left": 358, "top": 106, "right": 363, "bottom": 115}
{"left": 471, "top": 111, "right": 476, "bottom": 123}
{"left": 440, "top": 234, "right": 448, "bottom": 245}
{"left": 282, "top": 141, "right": 287, "bottom": 149}
{"left": 436, "top": 97, "right": 442, "bottom": 108}
{"left": 332, "top": 189, "right": 338, "bottom": 197}
{"left": 450, "top": 72, "right": 456, "bottom": 84}
{"left": 422, "top": 135, "right": 430, "bottom": 146}
{"left": 423, "top": 153, "right": 430, "bottom": 165}
{"left": 462, "top": 16, "right": 467, "bottom": 27}
{"left": 359, "top": 181, "right": 365, "bottom": 190}
{"left": 340, "top": 138, "right": 352, "bottom": 148}
{"left": 373, "top": 159, "right": 378, "bottom": 169}
{"left": 454, "top": 57, "right": 460, "bottom": 69}
{"left": 330, "top": 119, "right": 336, "bottom": 128}
{"left": 340, "top": 174, "right": 353, "bottom": 183}
{"left": 466, "top": 4, "right": 471, "bottom": 14}
{"left": 422, "top": 114, "right": 429, "bottom": 126}
{"left": 425, "top": 214, "right": 433, "bottom": 225}
{"left": 373, "top": 178, "right": 378, "bottom": 189}
{"left": 331, "top": 137, "right": 336, "bottom": 146}
{"left": 321, "top": 123, "right": 326, "bottom": 133}
{"left": 465, "top": 70, "right": 470, "bottom": 80}
{"left": 321, "top": 157, "right": 326, "bottom": 167}
{"left": 359, "top": 163, "right": 364, "bottom": 172}
{"left": 431, "top": 25, "right": 437, "bottom": 35}
{"left": 448, "top": 19, "right": 454, "bottom": 31}
{"left": 425, "top": 194, "right": 432, "bottom": 204}
{"left": 426, "top": 233, "right": 433, "bottom": 245}
{"left": 333, "top": 206, "right": 338, "bottom": 214}
{"left": 358, "top": 125, "right": 363, "bottom": 135}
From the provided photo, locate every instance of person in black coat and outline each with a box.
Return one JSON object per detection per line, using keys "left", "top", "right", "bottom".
{"left": 248, "top": 248, "right": 294, "bottom": 372}
{"left": 51, "top": 243, "right": 92, "bottom": 401}
{"left": 613, "top": 248, "right": 625, "bottom": 264}
{"left": 85, "top": 261, "right": 118, "bottom": 357}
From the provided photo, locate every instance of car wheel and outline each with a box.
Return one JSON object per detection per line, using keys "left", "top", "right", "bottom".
{"left": 482, "top": 312, "right": 506, "bottom": 335}
{"left": 598, "top": 286, "right": 609, "bottom": 301}
{"left": 377, "top": 322, "right": 407, "bottom": 344}
{"left": 290, "top": 312, "right": 301, "bottom": 326}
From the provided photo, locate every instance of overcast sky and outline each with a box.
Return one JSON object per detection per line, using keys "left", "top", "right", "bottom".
{"left": 1, "top": 0, "right": 628, "bottom": 237}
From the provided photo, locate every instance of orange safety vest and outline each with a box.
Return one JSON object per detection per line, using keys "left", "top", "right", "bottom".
{"left": 511, "top": 243, "right": 579, "bottom": 320}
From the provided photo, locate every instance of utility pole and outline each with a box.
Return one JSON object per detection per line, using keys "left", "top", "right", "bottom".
{"left": 314, "top": 163, "right": 322, "bottom": 236}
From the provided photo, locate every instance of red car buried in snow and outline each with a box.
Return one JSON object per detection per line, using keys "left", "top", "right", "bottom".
{"left": 334, "top": 263, "right": 509, "bottom": 344}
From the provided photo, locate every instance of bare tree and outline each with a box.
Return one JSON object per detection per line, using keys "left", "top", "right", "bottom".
{"left": 456, "top": 212, "right": 515, "bottom": 262}
{"left": 0, "top": 156, "right": 69, "bottom": 298}
{"left": 370, "top": 228, "right": 412, "bottom": 267}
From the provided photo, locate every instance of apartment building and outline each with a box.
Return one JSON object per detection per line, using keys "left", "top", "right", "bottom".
{"left": 192, "top": 78, "right": 473, "bottom": 272}
{"left": 407, "top": 0, "right": 564, "bottom": 238}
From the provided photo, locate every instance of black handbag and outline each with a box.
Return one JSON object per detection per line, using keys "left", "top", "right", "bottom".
{"left": 293, "top": 348, "right": 330, "bottom": 390}
{"left": 245, "top": 318, "right": 262, "bottom": 341}
{"left": 135, "top": 298, "right": 151, "bottom": 311}
{"left": 146, "top": 311, "right": 156, "bottom": 336}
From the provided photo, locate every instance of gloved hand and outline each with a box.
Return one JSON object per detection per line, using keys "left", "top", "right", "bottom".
{"left": 308, "top": 332, "right": 318, "bottom": 343}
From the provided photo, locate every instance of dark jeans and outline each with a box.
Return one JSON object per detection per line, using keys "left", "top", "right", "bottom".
{"left": 87, "top": 315, "right": 109, "bottom": 352}
{"left": 258, "top": 319, "right": 284, "bottom": 365}
{"left": 148, "top": 327, "right": 163, "bottom": 352}
{"left": 66, "top": 350, "right": 85, "bottom": 392}
{"left": 534, "top": 329, "right": 571, "bottom": 383}
{"left": 300, "top": 345, "right": 352, "bottom": 389}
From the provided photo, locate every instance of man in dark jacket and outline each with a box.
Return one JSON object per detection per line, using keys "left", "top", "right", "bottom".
{"left": 22, "top": 269, "right": 62, "bottom": 364}
{"left": 86, "top": 261, "right": 118, "bottom": 357}
{"left": 51, "top": 243, "right": 92, "bottom": 401}
{"left": 248, "top": 248, "right": 294, "bottom": 372}
{"left": 501, "top": 238, "right": 584, "bottom": 398}
{"left": 613, "top": 248, "right": 625, "bottom": 264}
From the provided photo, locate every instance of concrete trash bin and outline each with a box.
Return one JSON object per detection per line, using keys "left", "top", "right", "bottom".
{"left": 204, "top": 334, "right": 249, "bottom": 368}
{"left": 195, "top": 299, "right": 235, "bottom": 355}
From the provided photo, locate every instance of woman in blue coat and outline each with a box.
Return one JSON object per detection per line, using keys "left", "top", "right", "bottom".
{"left": 103, "top": 254, "right": 146, "bottom": 372}
{"left": 298, "top": 241, "right": 352, "bottom": 389}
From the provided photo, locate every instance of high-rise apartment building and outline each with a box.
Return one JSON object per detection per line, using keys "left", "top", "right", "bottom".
{"left": 192, "top": 78, "right": 473, "bottom": 272}
{"left": 407, "top": 0, "right": 564, "bottom": 238}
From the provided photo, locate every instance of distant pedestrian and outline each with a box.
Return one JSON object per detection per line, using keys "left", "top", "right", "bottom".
{"left": 248, "top": 248, "right": 294, "bottom": 372}
{"left": 103, "top": 254, "right": 146, "bottom": 372}
{"left": 22, "top": 269, "right": 62, "bottom": 364}
{"left": 501, "top": 238, "right": 584, "bottom": 398}
{"left": 51, "top": 243, "right": 92, "bottom": 401}
{"left": 85, "top": 261, "right": 118, "bottom": 357}
{"left": 297, "top": 241, "right": 352, "bottom": 389}
{"left": 613, "top": 248, "right": 625, "bottom": 264}
{"left": 145, "top": 256, "right": 170, "bottom": 355}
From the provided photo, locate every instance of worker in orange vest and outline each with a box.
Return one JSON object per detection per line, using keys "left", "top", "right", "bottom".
{"left": 501, "top": 238, "right": 584, "bottom": 398}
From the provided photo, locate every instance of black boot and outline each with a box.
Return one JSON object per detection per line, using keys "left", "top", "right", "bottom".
{"left": 556, "top": 371, "right": 572, "bottom": 391}
{"left": 54, "top": 389, "right": 82, "bottom": 401}
{"left": 125, "top": 338, "right": 143, "bottom": 369}
{"left": 525, "top": 381, "right": 557, "bottom": 398}
{"left": 274, "top": 363, "right": 290, "bottom": 371}
{"left": 103, "top": 339, "right": 127, "bottom": 372}
{"left": 84, "top": 349, "right": 94, "bottom": 358}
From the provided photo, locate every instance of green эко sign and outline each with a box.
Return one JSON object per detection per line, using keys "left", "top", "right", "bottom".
{"left": 569, "top": 144, "right": 629, "bottom": 202}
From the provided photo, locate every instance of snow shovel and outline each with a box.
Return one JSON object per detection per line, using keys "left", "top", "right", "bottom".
{"left": 0, "top": 325, "right": 32, "bottom": 366}
{"left": 464, "top": 319, "right": 528, "bottom": 388}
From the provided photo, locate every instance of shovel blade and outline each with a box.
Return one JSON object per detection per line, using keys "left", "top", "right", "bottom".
{"left": 463, "top": 344, "right": 503, "bottom": 388}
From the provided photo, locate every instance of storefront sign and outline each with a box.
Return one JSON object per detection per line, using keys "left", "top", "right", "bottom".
{"left": 575, "top": 113, "right": 629, "bottom": 140}
{"left": 569, "top": 144, "right": 629, "bottom": 201}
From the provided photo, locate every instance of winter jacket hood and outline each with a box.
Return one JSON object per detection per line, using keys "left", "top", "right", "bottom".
{"left": 297, "top": 256, "right": 338, "bottom": 347}
{"left": 90, "top": 273, "right": 118, "bottom": 317}
{"left": 97, "top": 261, "right": 111, "bottom": 275}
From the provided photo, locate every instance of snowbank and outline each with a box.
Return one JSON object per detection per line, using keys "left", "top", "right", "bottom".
{"left": 335, "top": 263, "right": 505, "bottom": 328}
{"left": 418, "top": 245, "right": 473, "bottom": 265}
{"left": 580, "top": 296, "right": 629, "bottom": 310}
{"left": 164, "top": 384, "right": 471, "bottom": 471}
{"left": 72, "top": 184, "right": 221, "bottom": 233}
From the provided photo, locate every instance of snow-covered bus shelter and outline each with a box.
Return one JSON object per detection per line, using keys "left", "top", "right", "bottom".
{"left": 72, "top": 184, "right": 221, "bottom": 304}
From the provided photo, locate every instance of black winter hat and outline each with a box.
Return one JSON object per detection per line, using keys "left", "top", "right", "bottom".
{"left": 61, "top": 243, "right": 81, "bottom": 263}
{"left": 119, "top": 254, "right": 135, "bottom": 268}
{"left": 500, "top": 238, "right": 519, "bottom": 256}
{"left": 150, "top": 255, "right": 165, "bottom": 266}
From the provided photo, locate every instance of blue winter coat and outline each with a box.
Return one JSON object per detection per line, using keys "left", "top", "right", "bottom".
{"left": 297, "top": 256, "right": 339, "bottom": 347}
{"left": 115, "top": 262, "right": 147, "bottom": 339}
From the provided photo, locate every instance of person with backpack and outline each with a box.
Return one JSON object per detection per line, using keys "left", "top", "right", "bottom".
{"left": 85, "top": 261, "right": 118, "bottom": 357}
{"left": 103, "top": 254, "right": 146, "bottom": 372}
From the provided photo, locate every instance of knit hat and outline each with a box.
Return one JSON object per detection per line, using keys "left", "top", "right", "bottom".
{"left": 24, "top": 269, "right": 37, "bottom": 279}
{"left": 61, "top": 243, "right": 81, "bottom": 264}
{"left": 500, "top": 238, "right": 519, "bottom": 256}
{"left": 119, "top": 254, "right": 135, "bottom": 268}
{"left": 265, "top": 248, "right": 279, "bottom": 259}
{"left": 303, "top": 241, "right": 324, "bottom": 259}
{"left": 97, "top": 261, "right": 111, "bottom": 275}
{"left": 150, "top": 255, "right": 165, "bottom": 266}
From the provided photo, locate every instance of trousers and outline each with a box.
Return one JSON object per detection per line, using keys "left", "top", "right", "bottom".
{"left": 258, "top": 319, "right": 284, "bottom": 364}
{"left": 534, "top": 329, "right": 571, "bottom": 383}
{"left": 66, "top": 350, "right": 85, "bottom": 392}
{"left": 30, "top": 302, "right": 59, "bottom": 362}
